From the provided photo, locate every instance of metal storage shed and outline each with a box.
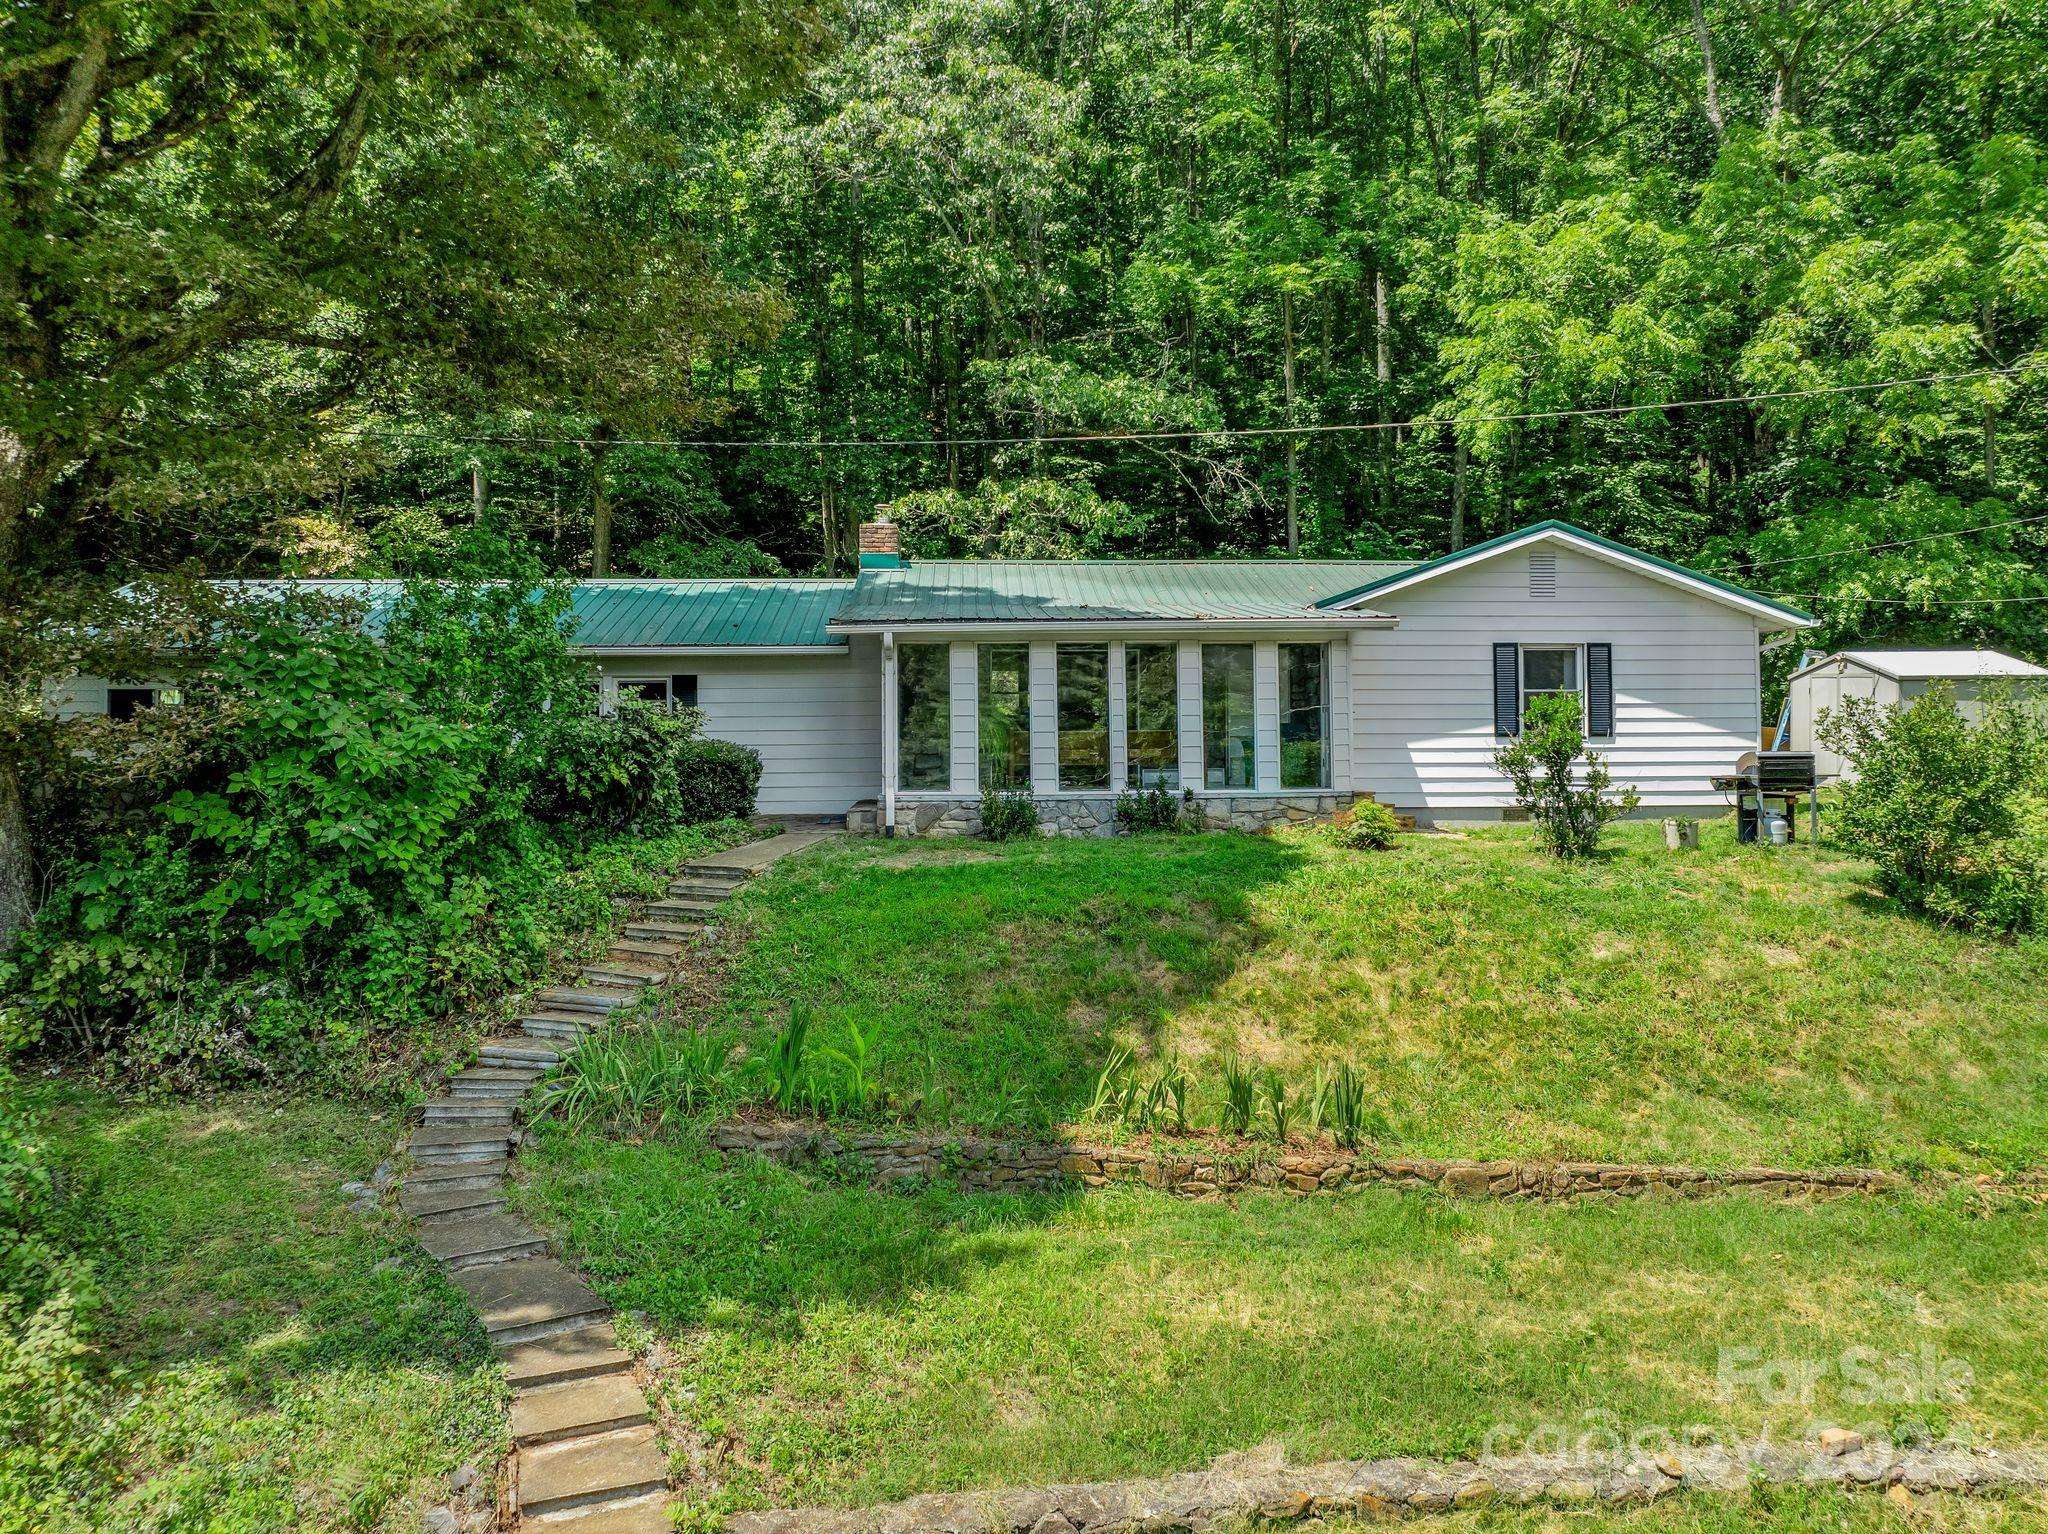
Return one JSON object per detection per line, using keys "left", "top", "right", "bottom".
{"left": 1785, "top": 648, "right": 2048, "bottom": 781}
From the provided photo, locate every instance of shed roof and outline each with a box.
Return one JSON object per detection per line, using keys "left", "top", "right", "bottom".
{"left": 828, "top": 560, "right": 1409, "bottom": 628}
{"left": 1800, "top": 648, "right": 2048, "bottom": 682}
{"left": 215, "top": 578, "right": 855, "bottom": 650}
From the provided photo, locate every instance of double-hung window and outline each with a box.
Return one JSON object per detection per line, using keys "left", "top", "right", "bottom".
{"left": 1520, "top": 645, "right": 1583, "bottom": 727}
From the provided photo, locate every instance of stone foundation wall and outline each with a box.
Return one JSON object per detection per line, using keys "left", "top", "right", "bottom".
{"left": 708, "top": 1121, "right": 1907, "bottom": 1204}
{"left": 849, "top": 791, "right": 1359, "bottom": 838}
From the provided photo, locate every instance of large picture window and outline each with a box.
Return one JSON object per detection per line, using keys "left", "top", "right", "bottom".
{"left": 978, "top": 644, "right": 1032, "bottom": 791}
{"left": 897, "top": 644, "right": 951, "bottom": 790}
{"left": 1125, "top": 643, "right": 1179, "bottom": 789}
{"left": 1056, "top": 644, "right": 1110, "bottom": 790}
{"left": 1279, "top": 643, "right": 1329, "bottom": 788}
{"left": 1202, "top": 644, "right": 1255, "bottom": 789}
{"left": 1521, "top": 645, "right": 1582, "bottom": 727}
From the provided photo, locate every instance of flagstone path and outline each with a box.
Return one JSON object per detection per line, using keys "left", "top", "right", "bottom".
{"left": 396, "top": 827, "right": 835, "bottom": 1533}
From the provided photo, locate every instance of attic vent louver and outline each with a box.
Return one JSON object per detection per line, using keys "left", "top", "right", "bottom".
{"left": 1529, "top": 551, "right": 1557, "bottom": 599}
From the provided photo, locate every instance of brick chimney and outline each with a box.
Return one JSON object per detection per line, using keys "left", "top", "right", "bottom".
{"left": 857, "top": 519, "right": 903, "bottom": 569}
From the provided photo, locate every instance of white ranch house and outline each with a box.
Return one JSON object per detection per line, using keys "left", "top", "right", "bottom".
{"left": 52, "top": 520, "right": 1818, "bottom": 832}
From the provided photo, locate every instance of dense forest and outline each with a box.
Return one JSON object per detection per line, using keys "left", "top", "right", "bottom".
{"left": 6, "top": 2, "right": 2048, "bottom": 923}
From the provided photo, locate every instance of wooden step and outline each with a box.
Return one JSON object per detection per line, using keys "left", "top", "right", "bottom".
{"left": 607, "top": 937, "right": 689, "bottom": 961}
{"left": 410, "top": 1124, "right": 517, "bottom": 1166}
{"left": 521, "top": 1011, "right": 601, "bottom": 1044}
{"left": 480, "top": 1037, "right": 565, "bottom": 1068}
{"left": 580, "top": 962, "right": 665, "bottom": 990}
{"left": 534, "top": 985, "right": 640, "bottom": 1017}
{"left": 623, "top": 918, "right": 700, "bottom": 943}
{"left": 451, "top": 1066, "right": 544, "bottom": 1099}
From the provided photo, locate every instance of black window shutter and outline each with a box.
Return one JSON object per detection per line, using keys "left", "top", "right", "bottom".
{"left": 1493, "top": 643, "right": 1521, "bottom": 736}
{"left": 670, "top": 674, "right": 699, "bottom": 708}
{"left": 1586, "top": 643, "right": 1614, "bottom": 737}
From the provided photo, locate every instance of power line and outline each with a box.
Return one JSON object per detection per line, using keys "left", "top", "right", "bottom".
{"left": 1701, "top": 510, "right": 2048, "bottom": 575}
{"left": 1767, "top": 590, "right": 2048, "bottom": 606}
{"left": 329, "top": 362, "right": 2047, "bottom": 453}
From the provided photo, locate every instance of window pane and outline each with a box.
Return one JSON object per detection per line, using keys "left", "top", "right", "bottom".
{"left": 1202, "top": 644, "right": 1255, "bottom": 789}
{"left": 619, "top": 679, "right": 670, "bottom": 707}
{"left": 898, "top": 645, "right": 951, "bottom": 790}
{"left": 1056, "top": 644, "right": 1109, "bottom": 791}
{"left": 1125, "top": 643, "right": 1180, "bottom": 789}
{"left": 1523, "top": 647, "right": 1577, "bottom": 692}
{"left": 978, "top": 644, "right": 1032, "bottom": 791}
{"left": 1279, "top": 643, "right": 1328, "bottom": 789}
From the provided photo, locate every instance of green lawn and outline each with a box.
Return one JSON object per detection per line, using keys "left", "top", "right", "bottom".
{"left": 15, "top": 1083, "right": 501, "bottom": 1534}
{"left": 517, "top": 1125, "right": 2048, "bottom": 1517}
{"left": 710, "top": 820, "right": 2048, "bottom": 1172}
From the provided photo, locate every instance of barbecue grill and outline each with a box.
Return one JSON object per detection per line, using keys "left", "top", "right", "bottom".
{"left": 1711, "top": 751, "right": 1819, "bottom": 844}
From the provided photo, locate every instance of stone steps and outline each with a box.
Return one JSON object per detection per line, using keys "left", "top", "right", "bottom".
{"left": 481, "top": 1037, "right": 566, "bottom": 1068}
{"left": 521, "top": 1494, "right": 671, "bottom": 1534}
{"left": 411, "top": 1125, "right": 517, "bottom": 1166}
{"left": 580, "top": 962, "right": 666, "bottom": 990}
{"left": 520, "top": 1011, "right": 601, "bottom": 1045}
{"left": 535, "top": 984, "right": 641, "bottom": 1017}
{"left": 402, "top": 1156, "right": 510, "bottom": 1194}
{"left": 607, "top": 937, "right": 691, "bottom": 961}
{"left": 418, "top": 1212, "right": 550, "bottom": 1271}
{"left": 401, "top": 1184, "right": 508, "bottom": 1223}
{"left": 499, "top": 1323, "right": 633, "bottom": 1390}
{"left": 622, "top": 918, "right": 701, "bottom": 943}
{"left": 516, "top": 1425, "right": 668, "bottom": 1517}
{"left": 422, "top": 1099, "right": 519, "bottom": 1127}
{"left": 455, "top": 1257, "right": 613, "bottom": 1346}
{"left": 452, "top": 1066, "right": 547, "bottom": 1098}
{"left": 511, "top": 1373, "right": 652, "bottom": 1447}
{"left": 644, "top": 898, "right": 723, "bottom": 921}
{"left": 665, "top": 878, "right": 739, "bottom": 901}
{"left": 675, "top": 862, "right": 750, "bottom": 885}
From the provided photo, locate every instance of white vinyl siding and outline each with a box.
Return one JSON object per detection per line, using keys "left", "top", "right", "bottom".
{"left": 1351, "top": 543, "right": 1765, "bottom": 814}
{"left": 596, "top": 641, "right": 882, "bottom": 816}
{"left": 948, "top": 641, "right": 979, "bottom": 792}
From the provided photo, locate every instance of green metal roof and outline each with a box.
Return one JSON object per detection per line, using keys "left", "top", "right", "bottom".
{"left": 565, "top": 580, "right": 853, "bottom": 648}
{"left": 215, "top": 578, "right": 856, "bottom": 649}
{"left": 1314, "top": 520, "right": 1816, "bottom": 624}
{"left": 830, "top": 560, "right": 1412, "bottom": 627}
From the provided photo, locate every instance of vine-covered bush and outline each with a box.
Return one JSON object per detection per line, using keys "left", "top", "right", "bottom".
{"left": 1819, "top": 684, "right": 2048, "bottom": 932}
{"left": 0, "top": 533, "right": 751, "bottom": 1080}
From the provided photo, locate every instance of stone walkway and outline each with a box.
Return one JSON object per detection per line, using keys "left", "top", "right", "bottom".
{"left": 396, "top": 828, "right": 831, "bottom": 1533}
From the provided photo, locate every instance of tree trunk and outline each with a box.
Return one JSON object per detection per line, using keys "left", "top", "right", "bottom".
{"left": 1450, "top": 434, "right": 1469, "bottom": 551}
{"left": 1281, "top": 287, "right": 1298, "bottom": 554}
{"left": 1688, "top": 0, "right": 1727, "bottom": 140}
{"left": 1374, "top": 265, "right": 1392, "bottom": 518}
{"left": 587, "top": 430, "right": 613, "bottom": 576}
{"left": 0, "top": 755, "right": 29, "bottom": 949}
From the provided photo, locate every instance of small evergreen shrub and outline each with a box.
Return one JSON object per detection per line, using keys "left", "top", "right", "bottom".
{"left": 1819, "top": 683, "right": 2047, "bottom": 932}
{"left": 979, "top": 789, "right": 1040, "bottom": 841}
{"left": 1115, "top": 785, "right": 1198, "bottom": 834}
{"left": 1329, "top": 800, "right": 1401, "bottom": 850}
{"left": 1492, "top": 692, "right": 1640, "bottom": 858}
{"left": 673, "top": 737, "right": 763, "bottom": 824}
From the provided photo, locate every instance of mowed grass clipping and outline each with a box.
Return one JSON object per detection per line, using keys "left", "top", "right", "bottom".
{"left": 25, "top": 1083, "right": 503, "bottom": 1534}
{"left": 518, "top": 1128, "right": 2048, "bottom": 1513}
{"left": 714, "top": 820, "right": 2048, "bottom": 1171}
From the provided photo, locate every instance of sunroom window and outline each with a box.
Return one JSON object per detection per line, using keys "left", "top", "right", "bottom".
{"left": 978, "top": 643, "right": 1032, "bottom": 791}
{"left": 1202, "top": 644, "right": 1255, "bottom": 789}
{"left": 897, "top": 643, "right": 951, "bottom": 791}
{"left": 1056, "top": 644, "right": 1109, "bottom": 791}
{"left": 1279, "top": 643, "right": 1329, "bottom": 788}
{"left": 1125, "top": 643, "right": 1179, "bottom": 789}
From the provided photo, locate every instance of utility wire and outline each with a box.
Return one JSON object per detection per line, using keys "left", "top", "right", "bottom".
{"left": 1699, "top": 510, "right": 2048, "bottom": 576}
{"left": 328, "top": 362, "right": 2046, "bottom": 452}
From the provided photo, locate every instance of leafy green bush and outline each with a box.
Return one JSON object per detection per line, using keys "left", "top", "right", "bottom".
{"left": 1114, "top": 785, "right": 1197, "bottom": 834}
{"left": 0, "top": 1070, "right": 107, "bottom": 1526}
{"left": 673, "top": 737, "right": 763, "bottom": 825}
{"left": 1819, "top": 683, "right": 2048, "bottom": 932}
{"left": 979, "top": 789, "right": 1040, "bottom": 841}
{"left": 1, "top": 532, "right": 746, "bottom": 1081}
{"left": 1492, "top": 692, "right": 1640, "bottom": 858}
{"left": 1329, "top": 800, "right": 1401, "bottom": 850}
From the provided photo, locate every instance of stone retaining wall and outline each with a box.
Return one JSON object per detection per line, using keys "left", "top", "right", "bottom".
{"left": 848, "top": 792, "right": 1358, "bottom": 838}
{"left": 708, "top": 1121, "right": 1908, "bottom": 1204}
{"left": 726, "top": 1439, "right": 2048, "bottom": 1534}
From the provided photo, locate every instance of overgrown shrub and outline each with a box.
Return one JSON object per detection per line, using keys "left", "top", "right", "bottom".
{"left": 1329, "top": 800, "right": 1401, "bottom": 850}
{"left": 1493, "top": 692, "right": 1640, "bottom": 857}
{"left": 529, "top": 706, "right": 760, "bottom": 833}
{"left": 0, "top": 530, "right": 745, "bottom": 1080}
{"left": 673, "top": 737, "right": 763, "bottom": 824}
{"left": 979, "top": 789, "right": 1040, "bottom": 841}
{"left": 1114, "top": 785, "right": 1197, "bottom": 834}
{"left": 1819, "top": 683, "right": 2048, "bottom": 932}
